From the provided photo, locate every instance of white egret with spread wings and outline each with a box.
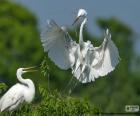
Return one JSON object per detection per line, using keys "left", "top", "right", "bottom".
{"left": 0, "top": 67, "right": 37, "bottom": 112}
{"left": 40, "top": 9, "right": 120, "bottom": 83}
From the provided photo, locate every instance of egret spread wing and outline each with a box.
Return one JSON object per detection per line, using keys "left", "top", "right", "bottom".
{"left": 73, "top": 29, "right": 120, "bottom": 83}
{"left": 41, "top": 20, "right": 78, "bottom": 69}
{"left": 91, "top": 29, "right": 120, "bottom": 79}
{"left": 0, "top": 84, "right": 24, "bottom": 111}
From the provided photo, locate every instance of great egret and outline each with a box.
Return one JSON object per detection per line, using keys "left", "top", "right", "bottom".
{"left": 40, "top": 9, "right": 120, "bottom": 83}
{"left": 0, "top": 67, "right": 37, "bottom": 112}
{"left": 72, "top": 9, "right": 120, "bottom": 83}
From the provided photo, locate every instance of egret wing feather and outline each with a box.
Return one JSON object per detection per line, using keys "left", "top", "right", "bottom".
{"left": 41, "top": 20, "right": 78, "bottom": 69}
{"left": 0, "top": 84, "right": 25, "bottom": 112}
{"left": 91, "top": 29, "right": 120, "bottom": 78}
{"left": 71, "top": 29, "right": 120, "bottom": 83}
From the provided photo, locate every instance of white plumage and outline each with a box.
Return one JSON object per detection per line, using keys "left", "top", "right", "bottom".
{"left": 41, "top": 20, "right": 78, "bottom": 69}
{"left": 40, "top": 9, "right": 120, "bottom": 83}
{"left": 73, "top": 29, "right": 120, "bottom": 83}
{"left": 0, "top": 67, "right": 36, "bottom": 112}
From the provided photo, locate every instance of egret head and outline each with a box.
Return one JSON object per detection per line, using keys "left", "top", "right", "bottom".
{"left": 61, "top": 26, "right": 67, "bottom": 32}
{"left": 77, "top": 9, "right": 87, "bottom": 18}
{"left": 72, "top": 9, "right": 87, "bottom": 25}
{"left": 17, "top": 66, "right": 38, "bottom": 76}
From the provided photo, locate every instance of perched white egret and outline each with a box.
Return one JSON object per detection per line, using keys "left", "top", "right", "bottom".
{"left": 40, "top": 9, "right": 120, "bottom": 83}
{"left": 0, "top": 67, "right": 37, "bottom": 112}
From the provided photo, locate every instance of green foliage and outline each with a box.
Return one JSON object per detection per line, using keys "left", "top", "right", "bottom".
{"left": 41, "top": 56, "right": 50, "bottom": 77}
{"left": 0, "top": 0, "right": 43, "bottom": 85}
{"left": 0, "top": 85, "right": 100, "bottom": 116}
{"left": 37, "top": 85, "right": 100, "bottom": 116}
{"left": 0, "top": 83, "right": 8, "bottom": 96}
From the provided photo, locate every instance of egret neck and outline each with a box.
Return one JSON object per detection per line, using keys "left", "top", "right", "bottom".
{"left": 79, "top": 18, "right": 87, "bottom": 45}
{"left": 16, "top": 71, "right": 35, "bottom": 97}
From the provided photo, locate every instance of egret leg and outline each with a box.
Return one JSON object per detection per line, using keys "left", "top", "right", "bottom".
{"left": 62, "top": 75, "right": 75, "bottom": 94}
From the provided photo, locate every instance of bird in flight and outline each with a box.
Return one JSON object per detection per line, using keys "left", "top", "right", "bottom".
{"left": 40, "top": 9, "right": 120, "bottom": 83}
{"left": 0, "top": 66, "right": 37, "bottom": 112}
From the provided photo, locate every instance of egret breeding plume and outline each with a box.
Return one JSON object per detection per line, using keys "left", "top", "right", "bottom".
{"left": 41, "top": 9, "right": 120, "bottom": 83}
{"left": 0, "top": 67, "right": 37, "bottom": 112}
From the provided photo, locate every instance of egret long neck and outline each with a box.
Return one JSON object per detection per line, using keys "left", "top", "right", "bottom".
{"left": 17, "top": 74, "right": 27, "bottom": 84}
{"left": 79, "top": 18, "right": 87, "bottom": 44}
{"left": 17, "top": 73, "right": 34, "bottom": 90}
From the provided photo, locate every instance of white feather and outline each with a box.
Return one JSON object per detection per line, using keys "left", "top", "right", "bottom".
{"left": 0, "top": 84, "right": 26, "bottom": 111}
{"left": 72, "top": 29, "right": 120, "bottom": 83}
{"left": 40, "top": 9, "right": 120, "bottom": 84}
{"left": 0, "top": 68, "right": 35, "bottom": 112}
{"left": 41, "top": 20, "right": 78, "bottom": 69}
{"left": 91, "top": 29, "right": 120, "bottom": 79}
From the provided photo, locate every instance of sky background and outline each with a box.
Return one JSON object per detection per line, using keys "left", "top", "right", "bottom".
{"left": 13, "top": 0, "right": 140, "bottom": 54}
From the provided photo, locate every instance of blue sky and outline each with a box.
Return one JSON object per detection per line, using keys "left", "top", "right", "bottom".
{"left": 13, "top": 0, "right": 140, "bottom": 54}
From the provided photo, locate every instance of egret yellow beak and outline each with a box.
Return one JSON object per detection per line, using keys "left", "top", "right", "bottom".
{"left": 23, "top": 66, "right": 38, "bottom": 72}
{"left": 72, "top": 16, "right": 80, "bottom": 26}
